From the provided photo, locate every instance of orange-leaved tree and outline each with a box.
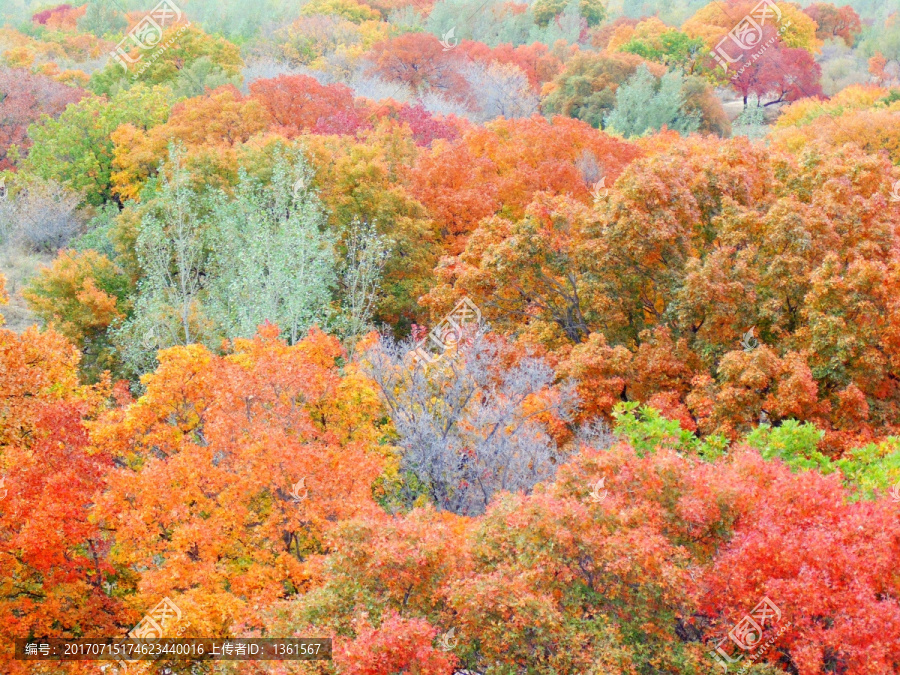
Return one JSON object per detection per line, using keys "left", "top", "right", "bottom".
{"left": 0, "top": 293, "right": 126, "bottom": 672}
{"left": 91, "top": 325, "right": 386, "bottom": 638}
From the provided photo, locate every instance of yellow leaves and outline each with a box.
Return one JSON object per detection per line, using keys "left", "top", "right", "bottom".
{"left": 0, "top": 323, "right": 93, "bottom": 454}
{"left": 89, "top": 326, "right": 388, "bottom": 634}
{"left": 3, "top": 45, "right": 35, "bottom": 68}
{"left": 774, "top": 3, "right": 822, "bottom": 52}
{"left": 771, "top": 85, "right": 900, "bottom": 164}
{"left": 775, "top": 84, "right": 889, "bottom": 129}
{"left": 301, "top": 0, "right": 382, "bottom": 23}
{"left": 771, "top": 109, "right": 900, "bottom": 165}
{"left": 111, "top": 86, "right": 271, "bottom": 202}
{"left": 609, "top": 17, "right": 673, "bottom": 52}
{"left": 682, "top": 1, "right": 821, "bottom": 53}
{"left": 25, "top": 250, "right": 129, "bottom": 345}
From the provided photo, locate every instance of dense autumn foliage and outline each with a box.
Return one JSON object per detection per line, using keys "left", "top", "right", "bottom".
{"left": 427, "top": 135, "right": 900, "bottom": 453}
{"left": 0, "top": 68, "right": 85, "bottom": 171}
{"left": 0, "top": 300, "right": 125, "bottom": 673}
{"left": 2, "top": 0, "right": 900, "bottom": 672}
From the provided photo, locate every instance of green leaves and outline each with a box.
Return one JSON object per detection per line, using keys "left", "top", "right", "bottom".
{"left": 23, "top": 85, "right": 174, "bottom": 206}
{"left": 206, "top": 148, "right": 337, "bottom": 344}
{"left": 836, "top": 437, "right": 900, "bottom": 500}
{"left": 612, "top": 401, "right": 727, "bottom": 459}
{"left": 744, "top": 420, "right": 832, "bottom": 473}
{"left": 604, "top": 65, "right": 701, "bottom": 138}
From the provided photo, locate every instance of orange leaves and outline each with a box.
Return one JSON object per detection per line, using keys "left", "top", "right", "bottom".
{"left": 422, "top": 132, "right": 900, "bottom": 443}
{"left": 0, "top": 324, "right": 122, "bottom": 671}
{"left": 158, "top": 83, "right": 271, "bottom": 145}
{"left": 688, "top": 346, "right": 821, "bottom": 438}
{"left": 458, "top": 40, "right": 563, "bottom": 90}
{"left": 315, "top": 507, "right": 474, "bottom": 619}
{"left": 24, "top": 249, "right": 131, "bottom": 347}
{"left": 0, "top": 325, "right": 84, "bottom": 449}
{"left": 366, "top": 33, "right": 468, "bottom": 97}
{"left": 407, "top": 115, "right": 640, "bottom": 250}
{"left": 111, "top": 85, "right": 271, "bottom": 201}
{"left": 91, "top": 326, "right": 386, "bottom": 634}
{"left": 803, "top": 2, "right": 862, "bottom": 46}
{"left": 441, "top": 464, "right": 697, "bottom": 672}
{"left": 557, "top": 332, "right": 631, "bottom": 421}
{"left": 772, "top": 107, "right": 900, "bottom": 165}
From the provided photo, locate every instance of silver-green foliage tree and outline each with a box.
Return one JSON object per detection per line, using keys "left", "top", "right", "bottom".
{"left": 338, "top": 217, "right": 389, "bottom": 348}
{"left": 206, "top": 149, "right": 336, "bottom": 344}
{"left": 605, "top": 65, "right": 700, "bottom": 138}
{"left": 114, "top": 146, "right": 211, "bottom": 375}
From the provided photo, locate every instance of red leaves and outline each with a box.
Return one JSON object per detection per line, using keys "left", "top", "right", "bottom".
{"left": 337, "top": 611, "right": 457, "bottom": 675}
{"left": 803, "top": 3, "right": 862, "bottom": 46}
{"left": 698, "top": 451, "right": 900, "bottom": 675}
{"left": 0, "top": 67, "right": 85, "bottom": 171}
{"left": 366, "top": 33, "right": 469, "bottom": 99}
{"left": 393, "top": 103, "right": 460, "bottom": 146}
{"left": 0, "top": 326, "right": 123, "bottom": 671}
{"left": 729, "top": 28, "right": 824, "bottom": 105}
{"left": 250, "top": 74, "right": 371, "bottom": 137}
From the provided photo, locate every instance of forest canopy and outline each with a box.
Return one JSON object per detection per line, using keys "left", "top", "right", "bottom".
{"left": 2, "top": 0, "right": 900, "bottom": 673}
